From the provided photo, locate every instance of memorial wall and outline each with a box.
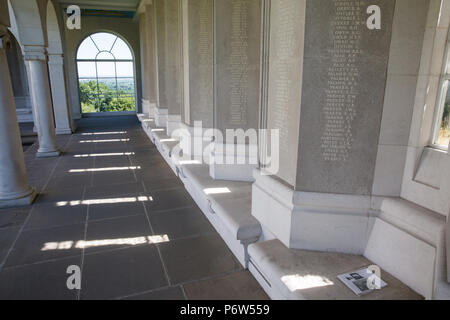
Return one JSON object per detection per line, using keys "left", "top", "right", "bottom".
{"left": 266, "top": 0, "right": 305, "bottom": 186}
{"left": 145, "top": 3, "right": 158, "bottom": 106}
{"left": 155, "top": 0, "right": 168, "bottom": 109}
{"left": 297, "top": 0, "right": 395, "bottom": 195}
{"left": 165, "top": 0, "right": 182, "bottom": 116}
{"left": 185, "top": 0, "right": 214, "bottom": 128}
{"left": 214, "top": 0, "right": 261, "bottom": 133}
{"left": 265, "top": 0, "right": 395, "bottom": 194}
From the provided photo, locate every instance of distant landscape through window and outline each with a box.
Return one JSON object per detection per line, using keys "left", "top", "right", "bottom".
{"left": 76, "top": 32, "right": 136, "bottom": 114}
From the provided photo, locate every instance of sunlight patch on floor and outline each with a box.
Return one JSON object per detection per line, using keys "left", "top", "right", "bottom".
{"left": 41, "top": 235, "right": 170, "bottom": 251}
{"left": 79, "top": 139, "right": 130, "bottom": 143}
{"left": 69, "top": 166, "right": 141, "bottom": 173}
{"left": 56, "top": 196, "right": 153, "bottom": 207}
{"left": 81, "top": 131, "right": 127, "bottom": 136}
{"left": 74, "top": 152, "right": 135, "bottom": 158}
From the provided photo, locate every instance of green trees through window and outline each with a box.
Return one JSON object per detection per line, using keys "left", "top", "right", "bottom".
{"left": 76, "top": 32, "right": 136, "bottom": 114}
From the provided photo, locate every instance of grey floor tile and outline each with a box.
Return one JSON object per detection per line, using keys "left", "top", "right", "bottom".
{"left": 35, "top": 186, "right": 85, "bottom": 205}
{"left": 25, "top": 204, "right": 87, "bottom": 230}
{"left": 183, "top": 270, "right": 269, "bottom": 300}
{"left": 122, "top": 286, "right": 185, "bottom": 300}
{"left": 94, "top": 157, "right": 132, "bottom": 169}
{"left": 88, "top": 199, "right": 145, "bottom": 221}
{"left": 84, "top": 182, "right": 145, "bottom": 199}
{"left": 0, "top": 256, "right": 81, "bottom": 300}
{"left": 135, "top": 166, "right": 175, "bottom": 181}
{"left": 45, "top": 174, "right": 92, "bottom": 189}
{"left": 0, "top": 207, "right": 31, "bottom": 230}
{"left": 92, "top": 171, "right": 137, "bottom": 187}
{"left": 142, "top": 176, "right": 183, "bottom": 192}
{"left": 0, "top": 227, "right": 21, "bottom": 264}
{"left": 159, "top": 234, "right": 241, "bottom": 285}
{"left": 146, "top": 187, "right": 195, "bottom": 213}
{"left": 149, "top": 206, "right": 215, "bottom": 240}
{"left": 81, "top": 245, "right": 168, "bottom": 300}
{"left": 85, "top": 215, "right": 153, "bottom": 254}
{"left": 4, "top": 223, "right": 85, "bottom": 267}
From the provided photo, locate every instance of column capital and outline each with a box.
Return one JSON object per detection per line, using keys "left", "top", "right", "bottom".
{"left": 23, "top": 45, "right": 47, "bottom": 61}
{"left": 48, "top": 53, "right": 64, "bottom": 65}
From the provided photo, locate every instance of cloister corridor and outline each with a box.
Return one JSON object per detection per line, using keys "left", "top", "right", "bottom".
{"left": 0, "top": 116, "right": 268, "bottom": 300}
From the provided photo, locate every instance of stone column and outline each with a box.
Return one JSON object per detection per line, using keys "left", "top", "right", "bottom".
{"left": 0, "top": 30, "right": 36, "bottom": 208}
{"left": 253, "top": 0, "right": 396, "bottom": 253}
{"left": 177, "top": 0, "right": 214, "bottom": 158}
{"left": 48, "top": 54, "right": 72, "bottom": 135}
{"left": 24, "top": 46, "right": 60, "bottom": 158}
{"left": 210, "top": 0, "right": 262, "bottom": 182}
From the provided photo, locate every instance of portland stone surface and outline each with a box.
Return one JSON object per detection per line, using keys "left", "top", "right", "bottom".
{"left": 295, "top": 0, "right": 395, "bottom": 195}
{"left": 186, "top": 0, "right": 214, "bottom": 128}
{"left": 214, "top": 0, "right": 261, "bottom": 133}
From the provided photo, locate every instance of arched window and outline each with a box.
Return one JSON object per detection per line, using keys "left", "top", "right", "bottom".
{"left": 432, "top": 33, "right": 450, "bottom": 150}
{"left": 76, "top": 32, "right": 136, "bottom": 114}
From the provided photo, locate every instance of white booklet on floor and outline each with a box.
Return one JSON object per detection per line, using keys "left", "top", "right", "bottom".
{"left": 338, "top": 267, "right": 388, "bottom": 296}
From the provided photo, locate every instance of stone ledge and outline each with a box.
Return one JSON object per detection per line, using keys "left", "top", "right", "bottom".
{"left": 175, "top": 163, "right": 262, "bottom": 266}
{"left": 248, "top": 239, "right": 423, "bottom": 300}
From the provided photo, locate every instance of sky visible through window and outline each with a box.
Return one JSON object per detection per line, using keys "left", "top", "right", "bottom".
{"left": 76, "top": 32, "right": 136, "bottom": 114}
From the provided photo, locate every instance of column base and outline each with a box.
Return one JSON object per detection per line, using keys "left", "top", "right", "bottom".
{"left": 55, "top": 128, "right": 72, "bottom": 135}
{"left": 0, "top": 189, "right": 37, "bottom": 209}
{"left": 167, "top": 115, "right": 181, "bottom": 136}
{"left": 209, "top": 142, "right": 258, "bottom": 182}
{"left": 36, "top": 149, "right": 61, "bottom": 158}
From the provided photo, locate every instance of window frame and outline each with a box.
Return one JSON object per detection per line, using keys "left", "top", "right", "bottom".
{"left": 431, "top": 34, "right": 450, "bottom": 151}
{"left": 76, "top": 33, "right": 136, "bottom": 114}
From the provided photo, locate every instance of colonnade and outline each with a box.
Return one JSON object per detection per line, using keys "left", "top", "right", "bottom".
{"left": 0, "top": 6, "right": 61, "bottom": 207}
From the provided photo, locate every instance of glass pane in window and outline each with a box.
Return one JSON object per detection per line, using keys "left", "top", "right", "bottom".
{"left": 116, "top": 62, "right": 134, "bottom": 77}
{"left": 117, "top": 95, "right": 136, "bottom": 112}
{"left": 79, "top": 79, "right": 98, "bottom": 113}
{"left": 436, "top": 81, "right": 450, "bottom": 147}
{"left": 97, "top": 78, "right": 117, "bottom": 94}
{"left": 96, "top": 61, "right": 116, "bottom": 78}
{"left": 77, "top": 62, "right": 96, "bottom": 78}
{"left": 96, "top": 51, "right": 115, "bottom": 60}
{"left": 77, "top": 37, "right": 98, "bottom": 59}
{"left": 90, "top": 33, "right": 117, "bottom": 51}
{"left": 117, "top": 78, "right": 135, "bottom": 94}
{"left": 111, "top": 38, "right": 133, "bottom": 60}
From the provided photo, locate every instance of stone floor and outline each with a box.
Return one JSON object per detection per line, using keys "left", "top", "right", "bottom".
{"left": 0, "top": 116, "right": 268, "bottom": 300}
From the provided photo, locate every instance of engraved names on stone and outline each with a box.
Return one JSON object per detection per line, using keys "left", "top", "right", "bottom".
{"left": 197, "top": 0, "right": 212, "bottom": 115}
{"left": 273, "top": 0, "right": 296, "bottom": 154}
{"left": 229, "top": 0, "right": 249, "bottom": 126}
{"left": 321, "top": 0, "right": 364, "bottom": 162}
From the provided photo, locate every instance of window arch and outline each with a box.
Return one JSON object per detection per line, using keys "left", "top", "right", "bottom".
{"left": 432, "top": 32, "right": 450, "bottom": 150}
{"left": 76, "top": 32, "right": 136, "bottom": 114}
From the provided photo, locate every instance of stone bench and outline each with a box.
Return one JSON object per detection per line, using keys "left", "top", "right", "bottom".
{"left": 367, "top": 197, "right": 447, "bottom": 299}
{"left": 248, "top": 239, "right": 423, "bottom": 300}
{"left": 176, "top": 163, "right": 262, "bottom": 266}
